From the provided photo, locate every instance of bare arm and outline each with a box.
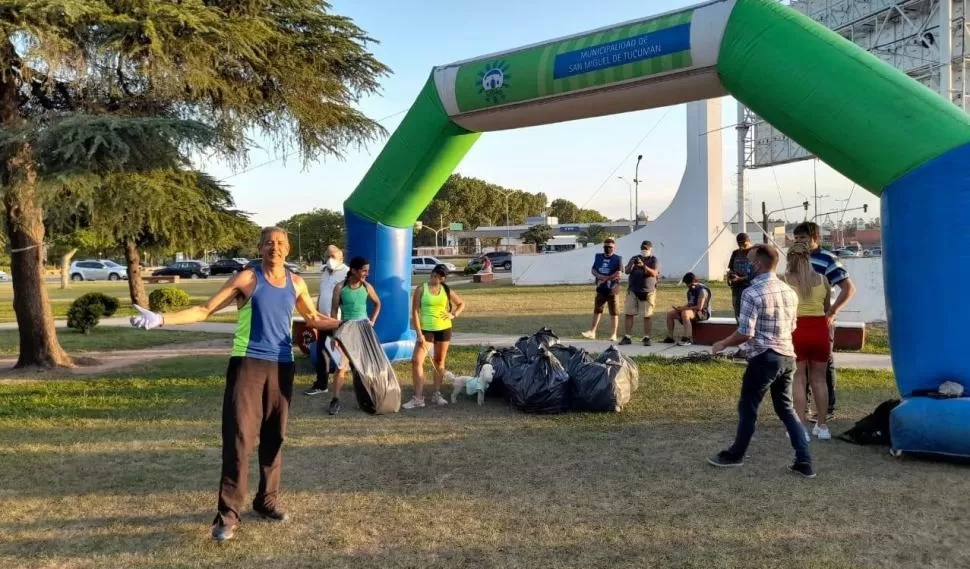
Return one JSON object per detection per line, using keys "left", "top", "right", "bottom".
{"left": 161, "top": 271, "right": 253, "bottom": 326}
{"left": 411, "top": 286, "right": 426, "bottom": 343}
{"left": 448, "top": 289, "right": 466, "bottom": 319}
{"left": 713, "top": 329, "right": 754, "bottom": 352}
{"left": 365, "top": 282, "right": 381, "bottom": 325}
{"left": 828, "top": 277, "right": 856, "bottom": 321}
{"left": 293, "top": 275, "right": 340, "bottom": 332}
{"left": 625, "top": 258, "right": 636, "bottom": 274}
{"left": 330, "top": 283, "right": 342, "bottom": 319}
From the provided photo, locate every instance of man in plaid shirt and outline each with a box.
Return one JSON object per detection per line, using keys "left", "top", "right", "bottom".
{"left": 709, "top": 245, "right": 815, "bottom": 478}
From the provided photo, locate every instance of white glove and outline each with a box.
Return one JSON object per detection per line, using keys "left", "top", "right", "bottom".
{"left": 130, "top": 304, "right": 163, "bottom": 330}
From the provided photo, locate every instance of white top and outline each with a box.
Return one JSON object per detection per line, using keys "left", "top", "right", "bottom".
{"left": 318, "top": 263, "right": 349, "bottom": 315}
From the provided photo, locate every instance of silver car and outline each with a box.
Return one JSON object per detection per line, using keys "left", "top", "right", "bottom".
{"left": 69, "top": 260, "right": 128, "bottom": 281}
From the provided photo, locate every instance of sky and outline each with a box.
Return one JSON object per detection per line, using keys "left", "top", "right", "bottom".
{"left": 203, "top": 0, "right": 874, "bottom": 229}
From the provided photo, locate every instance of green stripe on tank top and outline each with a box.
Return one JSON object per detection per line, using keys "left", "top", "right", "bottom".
{"left": 231, "top": 301, "right": 254, "bottom": 357}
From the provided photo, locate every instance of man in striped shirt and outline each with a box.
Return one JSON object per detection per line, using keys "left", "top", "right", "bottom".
{"left": 793, "top": 222, "right": 857, "bottom": 421}
{"left": 709, "top": 245, "right": 814, "bottom": 478}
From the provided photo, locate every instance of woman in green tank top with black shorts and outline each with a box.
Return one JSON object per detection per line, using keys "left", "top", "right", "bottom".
{"left": 403, "top": 264, "right": 466, "bottom": 409}
{"left": 327, "top": 256, "right": 381, "bottom": 415}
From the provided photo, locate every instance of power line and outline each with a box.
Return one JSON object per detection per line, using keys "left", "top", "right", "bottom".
{"left": 579, "top": 107, "right": 673, "bottom": 211}
{"left": 217, "top": 108, "right": 409, "bottom": 181}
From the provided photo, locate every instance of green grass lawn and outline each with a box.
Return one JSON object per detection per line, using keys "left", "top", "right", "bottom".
{"left": 1, "top": 348, "right": 960, "bottom": 569}
{"left": 0, "top": 328, "right": 229, "bottom": 356}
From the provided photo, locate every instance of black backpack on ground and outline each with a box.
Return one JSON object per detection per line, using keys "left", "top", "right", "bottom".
{"left": 838, "top": 399, "right": 900, "bottom": 446}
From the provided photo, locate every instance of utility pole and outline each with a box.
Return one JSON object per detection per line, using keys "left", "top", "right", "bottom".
{"left": 634, "top": 154, "right": 643, "bottom": 230}
{"left": 737, "top": 102, "right": 749, "bottom": 237}
{"left": 761, "top": 201, "right": 769, "bottom": 244}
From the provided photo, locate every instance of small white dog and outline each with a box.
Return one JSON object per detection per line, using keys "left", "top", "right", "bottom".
{"left": 448, "top": 364, "right": 495, "bottom": 405}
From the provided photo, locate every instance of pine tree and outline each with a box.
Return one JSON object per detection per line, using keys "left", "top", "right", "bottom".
{"left": 0, "top": 1, "right": 389, "bottom": 367}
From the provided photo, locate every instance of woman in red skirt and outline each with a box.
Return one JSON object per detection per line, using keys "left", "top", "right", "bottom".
{"left": 784, "top": 243, "right": 833, "bottom": 440}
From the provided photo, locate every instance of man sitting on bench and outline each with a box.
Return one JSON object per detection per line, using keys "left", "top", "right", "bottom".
{"left": 664, "top": 272, "right": 712, "bottom": 347}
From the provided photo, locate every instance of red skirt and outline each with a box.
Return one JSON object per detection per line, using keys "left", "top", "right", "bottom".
{"left": 793, "top": 316, "right": 831, "bottom": 363}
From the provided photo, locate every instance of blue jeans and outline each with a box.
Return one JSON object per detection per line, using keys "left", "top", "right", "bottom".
{"left": 728, "top": 350, "right": 811, "bottom": 465}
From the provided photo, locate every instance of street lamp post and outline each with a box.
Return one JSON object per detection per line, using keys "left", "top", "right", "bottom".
{"left": 617, "top": 177, "right": 633, "bottom": 230}
{"left": 761, "top": 201, "right": 810, "bottom": 245}
{"left": 498, "top": 190, "right": 513, "bottom": 250}
{"left": 633, "top": 154, "right": 643, "bottom": 230}
{"left": 296, "top": 221, "right": 302, "bottom": 262}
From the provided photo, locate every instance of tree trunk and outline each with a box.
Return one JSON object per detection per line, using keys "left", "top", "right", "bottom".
{"left": 2, "top": 147, "right": 73, "bottom": 369}
{"left": 60, "top": 248, "right": 78, "bottom": 290}
{"left": 124, "top": 239, "right": 148, "bottom": 307}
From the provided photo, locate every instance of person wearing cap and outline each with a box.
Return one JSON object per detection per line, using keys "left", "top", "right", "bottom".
{"left": 727, "top": 233, "right": 754, "bottom": 322}
{"left": 581, "top": 237, "right": 623, "bottom": 342}
{"left": 404, "top": 264, "right": 466, "bottom": 409}
{"left": 620, "top": 240, "right": 660, "bottom": 346}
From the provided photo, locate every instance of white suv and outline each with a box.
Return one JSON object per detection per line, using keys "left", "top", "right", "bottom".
{"left": 69, "top": 260, "right": 128, "bottom": 281}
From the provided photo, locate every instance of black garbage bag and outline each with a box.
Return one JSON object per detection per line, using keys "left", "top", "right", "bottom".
{"left": 515, "top": 327, "right": 560, "bottom": 360}
{"left": 569, "top": 360, "right": 631, "bottom": 412}
{"left": 595, "top": 345, "right": 640, "bottom": 392}
{"left": 548, "top": 344, "right": 593, "bottom": 377}
{"left": 333, "top": 320, "right": 401, "bottom": 414}
{"left": 476, "top": 346, "right": 527, "bottom": 398}
{"left": 509, "top": 347, "right": 570, "bottom": 414}
{"left": 838, "top": 399, "right": 899, "bottom": 445}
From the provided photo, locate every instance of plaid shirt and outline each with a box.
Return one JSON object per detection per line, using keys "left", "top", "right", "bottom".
{"left": 738, "top": 273, "right": 799, "bottom": 358}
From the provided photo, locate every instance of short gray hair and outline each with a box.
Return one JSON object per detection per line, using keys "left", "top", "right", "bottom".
{"left": 259, "top": 226, "right": 288, "bottom": 245}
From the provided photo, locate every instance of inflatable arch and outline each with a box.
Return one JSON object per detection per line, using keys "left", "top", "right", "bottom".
{"left": 343, "top": 0, "right": 970, "bottom": 457}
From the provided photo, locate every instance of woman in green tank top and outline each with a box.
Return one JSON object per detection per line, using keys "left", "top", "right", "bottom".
{"left": 403, "top": 264, "right": 466, "bottom": 410}
{"left": 327, "top": 256, "right": 381, "bottom": 415}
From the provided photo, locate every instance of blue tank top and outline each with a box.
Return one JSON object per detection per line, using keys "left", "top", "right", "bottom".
{"left": 232, "top": 268, "right": 297, "bottom": 362}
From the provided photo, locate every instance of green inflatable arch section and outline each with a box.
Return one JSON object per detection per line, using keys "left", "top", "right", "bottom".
{"left": 345, "top": 0, "right": 970, "bottom": 226}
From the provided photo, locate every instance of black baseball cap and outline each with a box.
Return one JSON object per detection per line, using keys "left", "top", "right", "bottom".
{"left": 640, "top": 240, "right": 653, "bottom": 249}
{"left": 432, "top": 264, "right": 450, "bottom": 277}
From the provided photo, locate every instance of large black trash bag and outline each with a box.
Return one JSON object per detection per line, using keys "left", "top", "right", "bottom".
{"left": 595, "top": 345, "right": 640, "bottom": 392}
{"left": 515, "top": 327, "right": 560, "bottom": 360}
{"left": 476, "top": 346, "right": 527, "bottom": 398}
{"left": 510, "top": 347, "right": 570, "bottom": 414}
{"left": 548, "top": 344, "right": 593, "bottom": 377}
{"left": 838, "top": 399, "right": 899, "bottom": 446}
{"left": 333, "top": 320, "right": 401, "bottom": 414}
{"left": 570, "top": 360, "right": 630, "bottom": 412}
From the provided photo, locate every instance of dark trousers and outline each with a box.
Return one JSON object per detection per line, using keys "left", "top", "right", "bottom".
{"left": 731, "top": 286, "right": 749, "bottom": 322}
{"left": 728, "top": 350, "right": 811, "bottom": 465}
{"left": 216, "top": 357, "right": 294, "bottom": 525}
{"left": 311, "top": 335, "right": 334, "bottom": 390}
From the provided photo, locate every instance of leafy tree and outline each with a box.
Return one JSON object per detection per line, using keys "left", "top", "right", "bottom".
{"left": 1, "top": 1, "right": 389, "bottom": 368}
{"left": 576, "top": 209, "right": 609, "bottom": 223}
{"left": 418, "top": 174, "right": 547, "bottom": 245}
{"left": 277, "top": 209, "right": 345, "bottom": 263}
{"left": 548, "top": 198, "right": 579, "bottom": 223}
{"left": 520, "top": 224, "right": 554, "bottom": 249}
{"left": 577, "top": 225, "right": 613, "bottom": 246}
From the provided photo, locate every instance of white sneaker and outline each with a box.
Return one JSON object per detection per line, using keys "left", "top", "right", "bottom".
{"left": 580, "top": 330, "right": 595, "bottom": 340}
{"left": 608, "top": 335, "right": 618, "bottom": 343}
{"left": 402, "top": 396, "right": 426, "bottom": 410}
{"left": 815, "top": 424, "right": 832, "bottom": 440}
{"left": 432, "top": 392, "right": 449, "bottom": 406}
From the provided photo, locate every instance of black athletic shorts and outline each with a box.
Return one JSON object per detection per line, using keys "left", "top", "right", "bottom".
{"left": 422, "top": 329, "right": 453, "bottom": 343}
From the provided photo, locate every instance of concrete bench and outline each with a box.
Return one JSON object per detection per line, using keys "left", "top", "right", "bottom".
{"left": 143, "top": 275, "right": 180, "bottom": 284}
{"left": 692, "top": 317, "right": 866, "bottom": 351}
{"left": 473, "top": 273, "right": 495, "bottom": 283}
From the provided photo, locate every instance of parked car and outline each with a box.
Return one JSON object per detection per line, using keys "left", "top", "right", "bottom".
{"left": 411, "top": 256, "right": 457, "bottom": 274}
{"left": 69, "top": 259, "right": 129, "bottom": 281}
{"left": 152, "top": 260, "right": 210, "bottom": 279}
{"left": 465, "top": 251, "right": 513, "bottom": 273}
{"left": 245, "top": 259, "right": 302, "bottom": 273}
{"left": 864, "top": 247, "right": 882, "bottom": 257}
{"left": 0, "top": 270, "right": 8, "bottom": 281}
{"left": 210, "top": 258, "right": 249, "bottom": 275}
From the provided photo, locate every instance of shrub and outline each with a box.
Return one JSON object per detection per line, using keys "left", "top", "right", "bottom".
{"left": 149, "top": 287, "right": 191, "bottom": 313}
{"left": 66, "top": 292, "right": 120, "bottom": 334}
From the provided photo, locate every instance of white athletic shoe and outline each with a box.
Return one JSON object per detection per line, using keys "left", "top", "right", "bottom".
{"left": 580, "top": 330, "right": 596, "bottom": 340}
{"left": 608, "top": 335, "right": 618, "bottom": 343}
{"left": 432, "top": 392, "right": 449, "bottom": 406}
{"left": 814, "top": 424, "right": 832, "bottom": 440}
{"left": 402, "top": 396, "right": 426, "bottom": 410}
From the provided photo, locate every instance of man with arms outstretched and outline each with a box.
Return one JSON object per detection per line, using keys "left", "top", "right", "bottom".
{"left": 130, "top": 227, "right": 341, "bottom": 541}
